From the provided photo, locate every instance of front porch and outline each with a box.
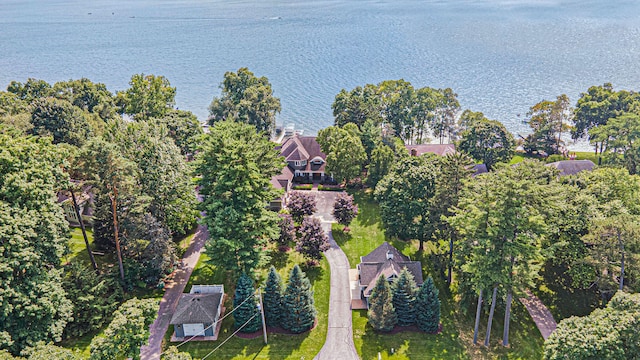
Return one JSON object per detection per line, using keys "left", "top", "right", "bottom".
{"left": 349, "top": 269, "right": 367, "bottom": 310}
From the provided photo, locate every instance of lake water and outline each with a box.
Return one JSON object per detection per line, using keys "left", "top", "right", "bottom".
{"left": 1, "top": 0, "right": 640, "bottom": 141}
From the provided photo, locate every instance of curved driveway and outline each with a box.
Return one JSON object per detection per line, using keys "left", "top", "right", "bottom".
{"left": 312, "top": 191, "right": 359, "bottom": 360}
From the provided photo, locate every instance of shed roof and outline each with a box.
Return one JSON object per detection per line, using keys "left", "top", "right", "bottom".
{"left": 406, "top": 144, "right": 456, "bottom": 157}
{"left": 170, "top": 293, "right": 223, "bottom": 325}
{"left": 545, "top": 160, "right": 595, "bottom": 176}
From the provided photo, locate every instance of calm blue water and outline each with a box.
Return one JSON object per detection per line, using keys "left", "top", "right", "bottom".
{"left": 1, "top": 0, "right": 640, "bottom": 140}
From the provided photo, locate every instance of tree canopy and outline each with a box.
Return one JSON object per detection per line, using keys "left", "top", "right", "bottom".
{"left": 208, "top": 67, "right": 281, "bottom": 134}
{"left": 118, "top": 74, "right": 176, "bottom": 120}
{"left": 0, "top": 134, "right": 72, "bottom": 354}
{"left": 458, "top": 116, "right": 514, "bottom": 171}
{"left": 196, "top": 120, "right": 285, "bottom": 274}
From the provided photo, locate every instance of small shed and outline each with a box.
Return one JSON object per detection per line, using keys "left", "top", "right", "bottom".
{"left": 170, "top": 285, "right": 224, "bottom": 339}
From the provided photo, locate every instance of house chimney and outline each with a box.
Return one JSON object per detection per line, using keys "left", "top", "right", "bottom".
{"left": 386, "top": 250, "right": 393, "bottom": 260}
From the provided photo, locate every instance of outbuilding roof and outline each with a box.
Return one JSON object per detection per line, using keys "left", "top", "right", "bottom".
{"left": 406, "top": 144, "right": 456, "bottom": 157}
{"left": 170, "top": 293, "right": 223, "bottom": 325}
{"left": 545, "top": 159, "right": 595, "bottom": 176}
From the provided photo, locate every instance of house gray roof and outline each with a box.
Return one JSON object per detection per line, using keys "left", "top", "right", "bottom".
{"left": 546, "top": 160, "right": 595, "bottom": 176}
{"left": 361, "top": 242, "right": 410, "bottom": 263}
{"left": 359, "top": 242, "right": 423, "bottom": 297}
{"left": 170, "top": 293, "right": 223, "bottom": 325}
{"left": 406, "top": 144, "right": 456, "bottom": 157}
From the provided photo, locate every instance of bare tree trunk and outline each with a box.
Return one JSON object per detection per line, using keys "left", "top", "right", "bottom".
{"left": 110, "top": 188, "right": 125, "bottom": 282}
{"left": 484, "top": 286, "right": 498, "bottom": 347}
{"left": 447, "top": 236, "right": 454, "bottom": 285}
{"left": 619, "top": 230, "right": 625, "bottom": 291}
{"left": 473, "top": 289, "right": 483, "bottom": 345}
{"left": 502, "top": 290, "right": 513, "bottom": 346}
{"left": 71, "top": 190, "right": 98, "bottom": 272}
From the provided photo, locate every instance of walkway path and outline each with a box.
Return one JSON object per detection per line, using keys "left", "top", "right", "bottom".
{"left": 140, "top": 224, "right": 209, "bottom": 360}
{"left": 520, "top": 290, "right": 557, "bottom": 340}
{"left": 311, "top": 191, "right": 359, "bottom": 360}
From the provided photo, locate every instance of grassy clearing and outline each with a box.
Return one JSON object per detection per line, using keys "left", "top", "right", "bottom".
{"left": 333, "top": 190, "right": 544, "bottom": 359}
{"left": 165, "top": 250, "right": 330, "bottom": 359}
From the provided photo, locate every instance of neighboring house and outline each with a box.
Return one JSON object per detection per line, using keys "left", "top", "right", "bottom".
{"left": 170, "top": 285, "right": 225, "bottom": 340}
{"left": 546, "top": 159, "right": 595, "bottom": 176}
{"left": 269, "top": 166, "right": 294, "bottom": 211}
{"left": 406, "top": 144, "right": 456, "bottom": 157}
{"left": 352, "top": 242, "right": 423, "bottom": 308}
{"left": 57, "top": 185, "right": 94, "bottom": 226}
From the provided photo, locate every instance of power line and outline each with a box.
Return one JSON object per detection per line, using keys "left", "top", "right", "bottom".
{"left": 159, "top": 292, "right": 257, "bottom": 355}
{"left": 201, "top": 313, "right": 260, "bottom": 360}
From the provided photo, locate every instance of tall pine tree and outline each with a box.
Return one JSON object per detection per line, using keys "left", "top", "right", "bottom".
{"left": 367, "top": 275, "right": 397, "bottom": 332}
{"left": 282, "top": 265, "right": 316, "bottom": 333}
{"left": 233, "top": 273, "right": 261, "bottom": 333}
{"left": 392, "top": 268, "right": 418, "bottom": 326}
{"left": 263, "top": 266, "right": 284, "bottom": 327}
{"left": 415, "top": 276, "right": 441, "bottom": 333}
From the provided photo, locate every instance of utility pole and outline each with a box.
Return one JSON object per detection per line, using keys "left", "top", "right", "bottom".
{"left": 257, "top": 289, "right": 268, "bottom": 345}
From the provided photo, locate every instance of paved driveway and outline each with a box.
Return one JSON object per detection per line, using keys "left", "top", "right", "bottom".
{"left": 310, "top": 191, "right": 360, "bottom": 360}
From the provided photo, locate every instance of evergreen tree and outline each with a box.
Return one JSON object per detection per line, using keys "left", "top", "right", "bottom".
{"left": 415, "top": 276, "right": 441, "bottom": 333}
{"left": 391, "top": 268, "right": 418, "bottom": 326}
{"left": 263, "top": 266, "right": 284, "bottom": 327}
{"left": 282, "top": 265, "right": 317, "bottom": 333}
{"left": 367, "top": 275, "right": 397, "bottom": 332}
{"left": 233, "top": 273, "right": 261, "bottom": 333}
{"left": 196, "top": 120, "right": 285, "bottom": 274}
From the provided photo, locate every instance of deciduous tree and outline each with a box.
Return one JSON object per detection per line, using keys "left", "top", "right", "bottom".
{"left": 317, "top": 124, "right": 367, "bottom": 185}
{"left": 208, "top": 68, "right": 281, "bottom": 134}
{"left": 296, "top": 217, "right": 330, "bottom": 262}
{"left": 287, "top": 191, "right": 317, "bottom": 223}
{"left": 332, "top": 192, "right": 358, "bottom": 229}
{"left": 0, "top": 134, "right": 72, "bottom": 354}
{"left": 30, "top": 97, "right": 91, "bottom": 146}
{"left": 118, "top": 74, "right": 176, "bottom": 120}
{"left": 375, "top": 155, "right": 437, "bottom": 250}
{"left": 544, "top": 291, "right": 640, "bottom": 360}
{"left": 89, "top": 298, "right": 158, "bottom": 360}
{"left": 276, "top": 213, "right": 296, "bottom": 247}
{"left": 458, "top": 117, "right": 514, "bottom": 171}
{"left": 366, "top": 144, "right": 395, "bottom": 188}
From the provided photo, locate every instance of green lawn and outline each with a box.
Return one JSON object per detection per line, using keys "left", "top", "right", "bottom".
{"left": 63, "top": 227, "right": 116, "bottom": 268}
{"left": 164, "top": 250, "right": 330, "bottom": 359}
{"left": 333, "top": 190, "right": 544, "bottom": 359}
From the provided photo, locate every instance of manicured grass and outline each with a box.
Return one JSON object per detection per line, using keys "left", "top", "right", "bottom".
{"left": 333, "top": 190, "right": 544, "bottom": 359}
{"left": 509, "top": 155, "right": 525, "bottom": 165}
{"left": 63, "top": 227, "right": 116, "bottom": 267}
{"left": 164, "top": 250, "right": 330, "bottom": 359}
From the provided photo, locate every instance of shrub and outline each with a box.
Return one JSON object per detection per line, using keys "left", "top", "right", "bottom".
{"left": 287, "top": 191, "right": 317, "bottom": 222}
